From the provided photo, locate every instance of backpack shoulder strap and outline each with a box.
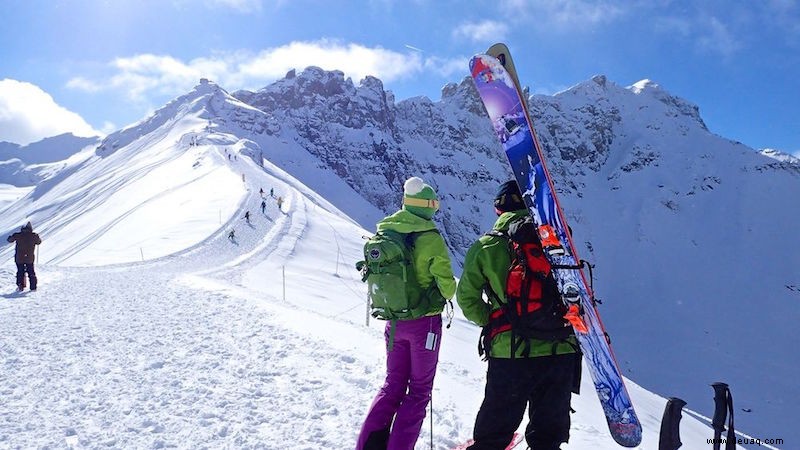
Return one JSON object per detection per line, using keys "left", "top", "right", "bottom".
{"left": 378, "top": 228, "right": 404, "bottom": 243}
{"left": 405, "top": 229, "right": 441, "bottom": 248}
{"left": 485, "top": 229, "right": 509, "bottom": 239}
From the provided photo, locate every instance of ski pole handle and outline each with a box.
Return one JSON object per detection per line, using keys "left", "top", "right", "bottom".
{"left": 711, "top": 382, "right": 729, "bottom": 433}
{"left": 658, "top": 397, "right": 686, "bottom": 450}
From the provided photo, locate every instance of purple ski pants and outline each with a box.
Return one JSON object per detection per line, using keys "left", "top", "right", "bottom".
{"left": 356, "top": 315, "right": 442, "bottom": 450}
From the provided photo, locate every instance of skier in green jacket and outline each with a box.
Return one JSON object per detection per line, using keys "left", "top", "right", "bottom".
{"left": 357, "top": 177, "right": 456, "bottom": 450}
{"left": 457, "top": 180, "right": 579, "bottom": 450}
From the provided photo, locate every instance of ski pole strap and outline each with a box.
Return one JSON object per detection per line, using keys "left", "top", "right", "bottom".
{"left": 725, "top": 387, "right": 735, "bottom": 450}
{"left": 711, "top": 383, "right": 725, "bottom": 450}
{"left": 711, "top": 382, "right": 736, "bottom": 450}
{"left": 444, "top": 299, "right": 454, "bottom": 329}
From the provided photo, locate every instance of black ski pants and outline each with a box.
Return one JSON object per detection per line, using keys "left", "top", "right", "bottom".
{"left": 16, "top": 262, "right": 37, "bottom": 290}
{"left": 468, "top": 353, "right": 577, "bottom": 450}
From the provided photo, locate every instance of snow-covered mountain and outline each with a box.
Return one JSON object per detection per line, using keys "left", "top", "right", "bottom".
{"left": 0, "top": 133, "right": 99, "bottom": 166}
{"left": 1, "top": 69, "right": 796, "bottom": 448}
{"left": 0, "top": 134, "right": 100, "bottom": 210}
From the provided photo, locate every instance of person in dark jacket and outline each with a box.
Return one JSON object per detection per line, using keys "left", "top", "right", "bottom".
{"left": 7, "top": 221, "right": 42, "bottom": 291}
{"left": 457, "top": 181, "right": 579, "bottom": 450}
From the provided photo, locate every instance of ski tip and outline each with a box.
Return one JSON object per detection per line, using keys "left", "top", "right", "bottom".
{"left": 469, "top": 53, "right": 495, "bottom": 67}
{"left": 485, "top": 42, "right": 510, "bottom": 53}
{"left": 613, "top": 437, "right": 642, "bottom": 448}
{"left": 469, "top": 54, "right": 516, "bottom": 90}
{"left": 610, "top": 424, "right": 643, "bottom": 448}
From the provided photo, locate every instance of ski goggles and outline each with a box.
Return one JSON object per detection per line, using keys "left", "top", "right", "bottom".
{"left": 403, "top": 197, "right": 440, "bottom": 210}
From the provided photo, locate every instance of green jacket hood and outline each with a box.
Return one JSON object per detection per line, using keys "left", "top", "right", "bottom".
{"left": 377, "top": 209, "right": 438, "bottom": 234}
{"left": 492, "top": 210, "right": 529, "bottom": 232}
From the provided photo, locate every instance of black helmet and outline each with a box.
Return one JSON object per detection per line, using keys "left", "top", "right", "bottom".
{"left": 494, "top": 181, "right": 526, "bottom": 213}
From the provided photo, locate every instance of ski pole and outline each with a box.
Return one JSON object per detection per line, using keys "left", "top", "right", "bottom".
{"left": 682, "top": 406, "right": 779, "bottom": 450}
{"left": 658, "top": 397, "right": 686, "bottom": 450}
{"left": 711, "top": 383, "right": 726, "bottom": 450}
{"left": 430, "top": 390, "right": 434, "bottom": 450}
{"left": 365, "top": 291, "right": 370, "bottom": 327}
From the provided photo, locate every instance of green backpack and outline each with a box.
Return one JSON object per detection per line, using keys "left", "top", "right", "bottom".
{"left": 357, "top": 230, "right": 438, "bottom": 321}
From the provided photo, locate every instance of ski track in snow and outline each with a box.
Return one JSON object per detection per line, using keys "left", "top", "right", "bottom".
{"left": 0, "top": 268, "right": 369, "bottom": 448}
{"left": 2, "top": 153, "right": 349, "bottom": 449}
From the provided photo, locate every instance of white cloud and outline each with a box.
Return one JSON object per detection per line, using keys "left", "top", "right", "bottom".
{"left": 655, "top": 13, "right": 742, "bottom": 58}
{"left": 238, "top": 40, "right": 426, "bottom": 83}
{"left": 208, "top": 0, "right": 261, "bottom": 12}
{"left": 423, "top": 56, "right": 469, "bottom": 79}
{"left": 654, "top": 16, "right": 693, "bottom": 38}
{"left": 697, "top": 16, "right": 741, "bottom": 58}
{"left": 0, "top": 79, "right": 100, "bottom": 145}
{"left": 500, "top": 0, "right": 628, "bottom": 26}
{"left": 68, "top": 54, "right": 233, "bottom": 102}
{"left": 100, "top": 121, "right": 118, "bottom": 134}
{"left": 452, "top": 20, "right": 510, "bottom": 42}
{"left": 171, "top": 0, "right": 270, "bottom": 14}
{"left": 67, "top": 40, "right": 465, "bottom": 100}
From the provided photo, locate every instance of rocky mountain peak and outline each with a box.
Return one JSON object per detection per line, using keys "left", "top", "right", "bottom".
{"left": 628, "top": 78, "right": 706, "bottom": 130}
{"left": 591, "top": 74, "right": 608, "bottom": 87}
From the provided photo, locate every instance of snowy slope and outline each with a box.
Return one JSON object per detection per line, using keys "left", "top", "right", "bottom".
{"left": 1, "top": 73, "right": 793, "bottom": 448}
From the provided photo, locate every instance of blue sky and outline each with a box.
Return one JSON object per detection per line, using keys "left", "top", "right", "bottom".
{"left": 0, "top": 0, "right": 798, "bottom": 156}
